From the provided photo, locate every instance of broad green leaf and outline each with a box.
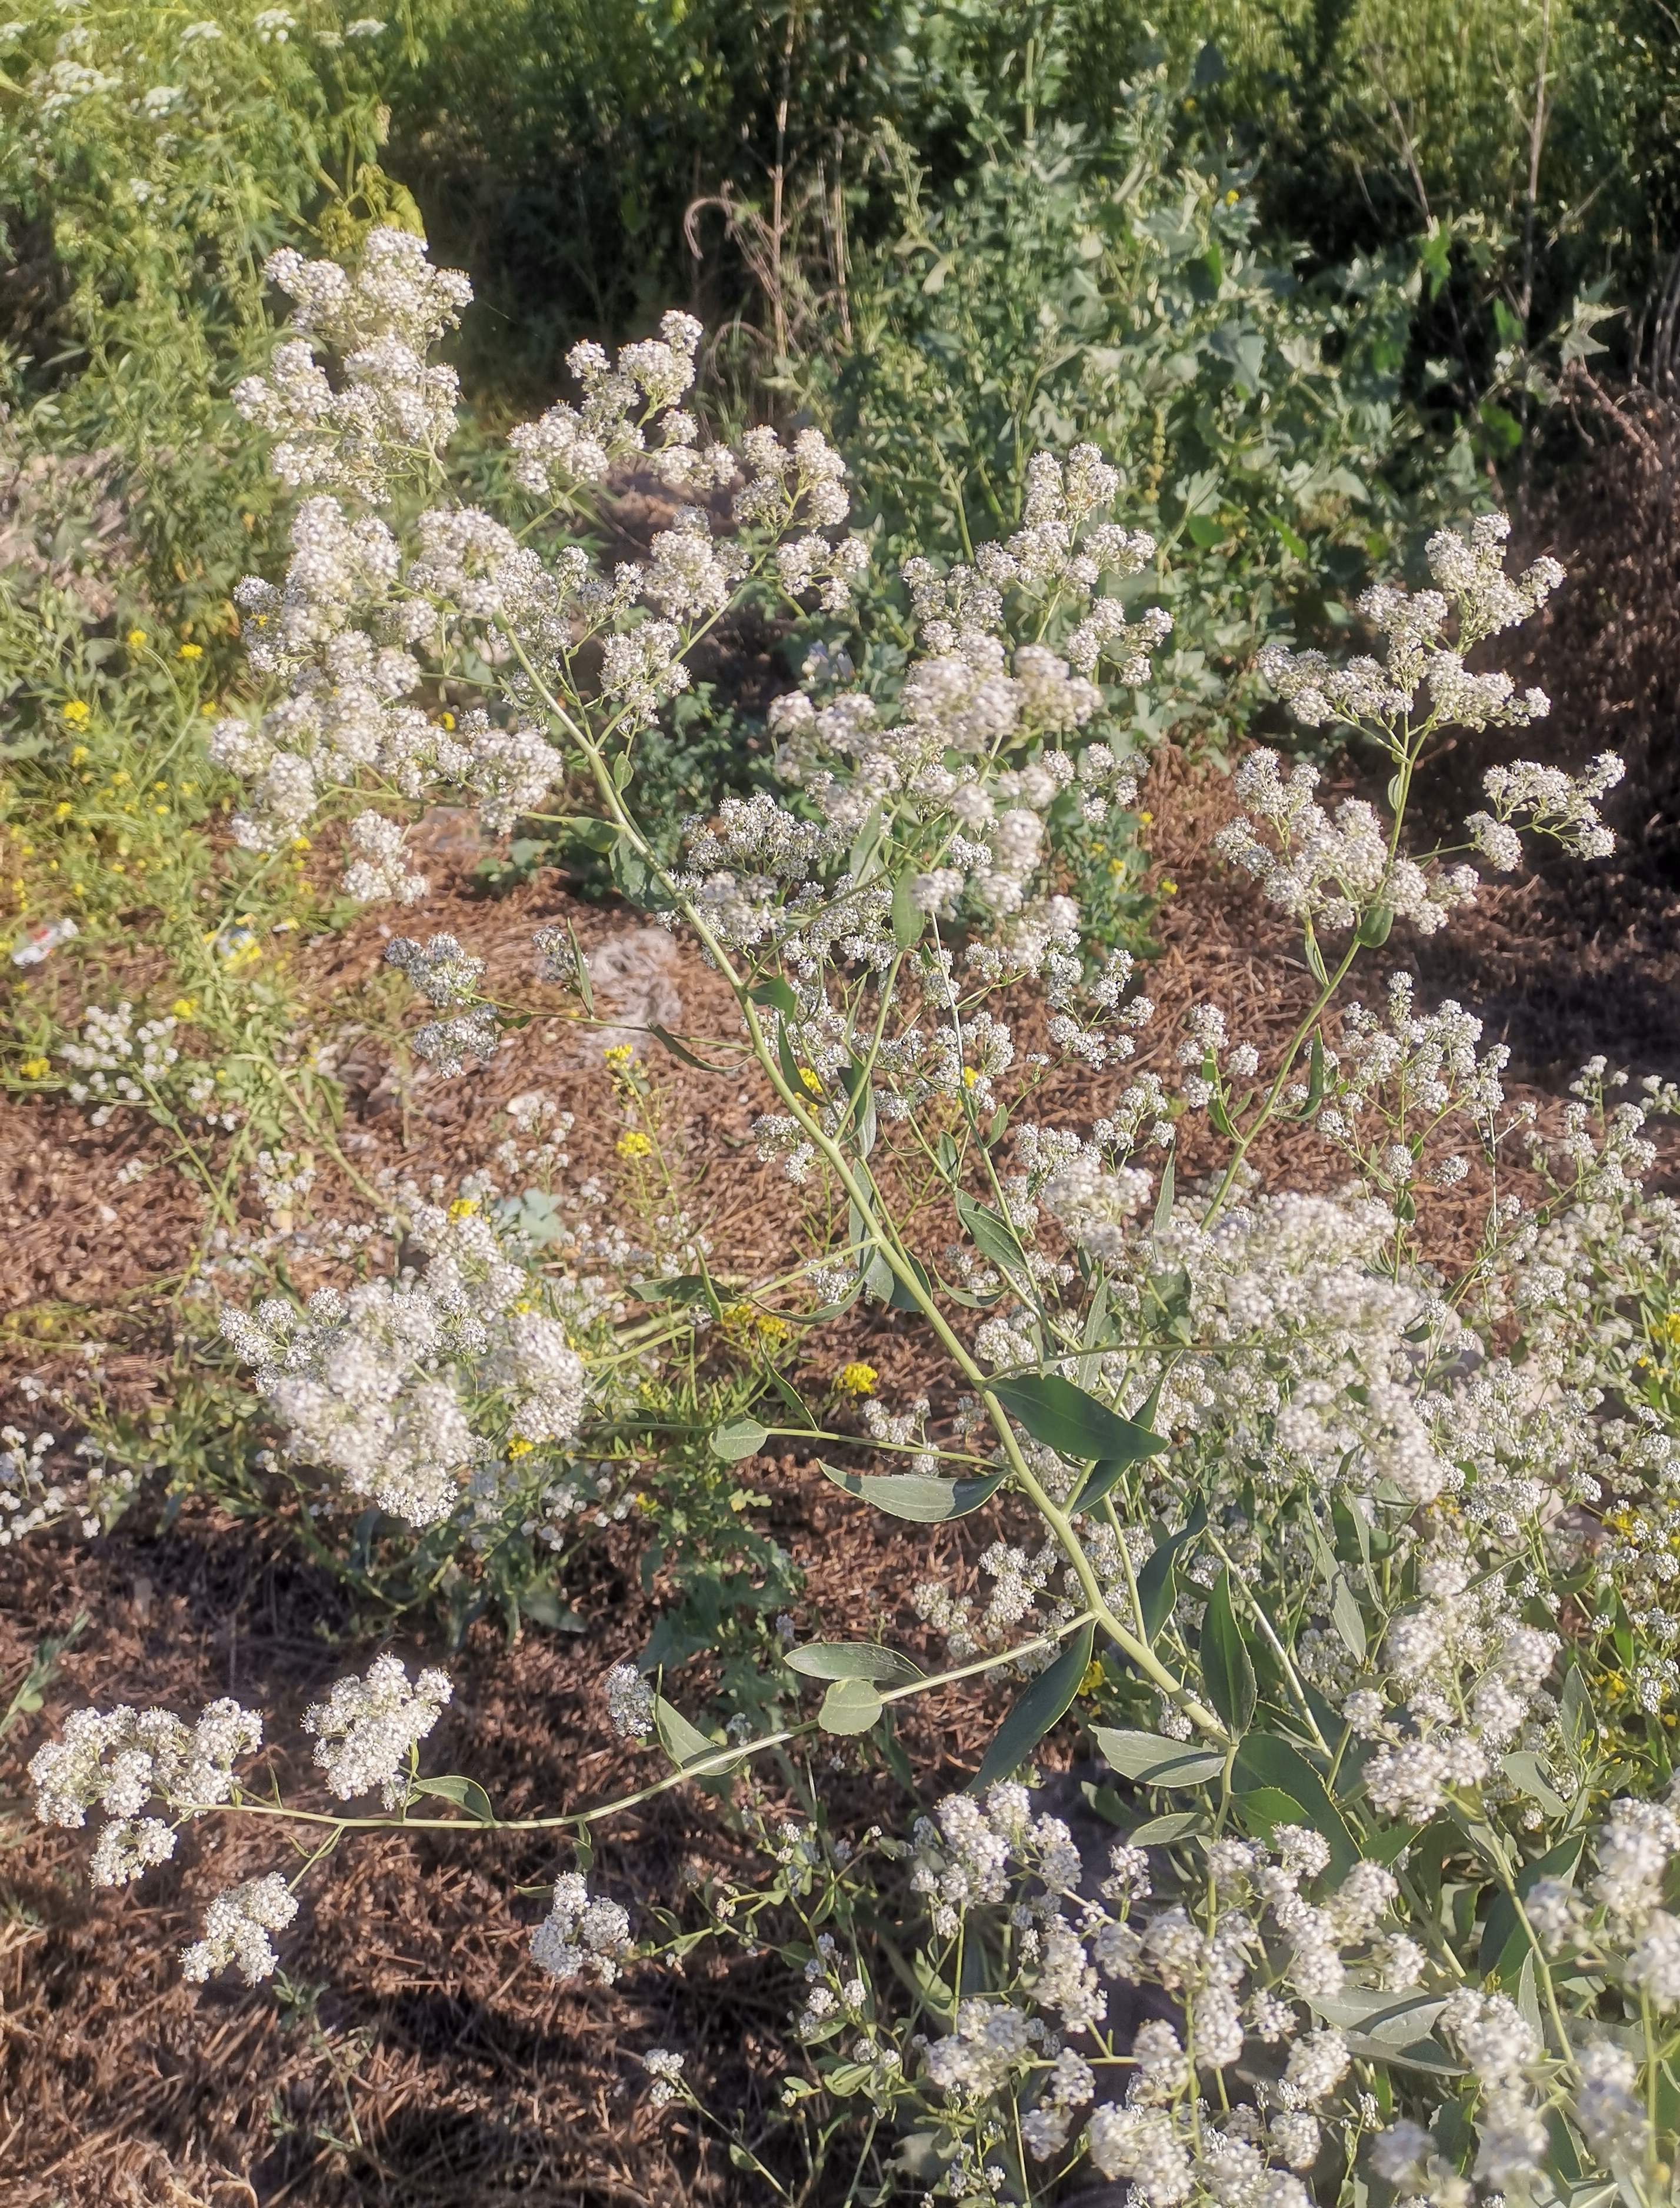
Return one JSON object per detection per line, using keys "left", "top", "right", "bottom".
{"left": 1331, "top": 1575, "right": 1368, "bottom": 1663}
{"left": 1075, "top": 1380, "right": 1164, "bottom": 1512}
{"left": 823, "top": 2058, "right": 879, "bottom": 2096}
{"left": 1234, "top": 1733, "right": 1358, "bottom": 1872}
{"left": 955, "top": 1189, "right": 1028, "bottom": 1274}
{"left": 1314, "top": 1988, "right": 1451, "bottom": 2043}
{"left": 972, "top": 1622, "right": 1095, "bottom": 1790}
{"left": 1357, "top": 902, "right": 1395, "bottom": 947}
{"left": 412, "top": 1773, "right": 495, "bottom": 1822}
{"left": 518, "top": 1587, "right": 585, "bottom": 1633}
{"left": 563, "top": 814, "right": 619, "bottom": 853}
{"left": 1094, "top": 1726, "right": 1226, "bottom": 1787}
{"left": 819, "top": 1678, "right": 884, "bottom": 1735}
{"left": 1559, "top": 1665, "right": 1594, "bottom": 1755}
{"left": 873, "top": 1246, "right": 935, "bottom": 1313}
{"left": 891, "top": 870, "right": 926, "bottom": 948}
{"left": 787, "top": 1643, "right": 924, "bottom": 1687}
{"left": 711, "top": 1417, "right": 769, "bottom": 1462}
{"left": 654, "top": 1695, "right": 738, "bottom": 1772}
{"left": 991, "top": 1373, "right": 1168, "bottom": 1466}
{"left": 1199, "top": 1568, "right": 1256, "bottom": 1736}
{"left": 1502, "top": 1751, "right": 1568, "bottom": 1817}
{"left": 1237, "top": 1786, "right": 1309, "bottom": 1842}
{"left": 1152, "top": 1152, "right": 1175, "bottom": 1237}
{"left": 820, "top": 1462, "right": 1006, "bottom": 1522}
{"left": 748, "top": 975, "right": 800, "bottom": 1018}
{"left": 1135, "top": 1503, "right": 1205, "bottom": 1642}
{"left": 1127, "top": 1810, "right": 1203, "bottom": 1844}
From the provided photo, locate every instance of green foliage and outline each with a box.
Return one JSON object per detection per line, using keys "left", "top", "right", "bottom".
{"left": 804, "top": 56, "right": 1471, "bottom": 753}
{"left": 0, "top": 4, "right": 403, "bottom": 623}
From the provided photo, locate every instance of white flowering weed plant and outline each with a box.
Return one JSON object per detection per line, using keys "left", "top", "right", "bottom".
{"left": 28, "top": 228, "right": 1680, "bottom": 2207}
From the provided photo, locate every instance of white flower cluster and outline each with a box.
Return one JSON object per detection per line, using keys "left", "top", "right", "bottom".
{"left": 219, "top": 1199, "right": 586, "bottom": 1526}
{"left": 218, "top": 239, "right": 862, "bottom": 888}
{"left": 1258, "top": 513, "right": 1561, "bottom": 735}
{"left": 0, "top": 1426, "right": 135, "bottom": 1545}
{"left": 234, "top": 228, "right": 474, "bottom": 499}
{"left": 302, "top": 1652, "right": 452, "bottom": 1808}
{"left": 604, "top": 1662, "right": 655, "bottom": 1739}
{"left": 59, "top": 1002, "right": 185, "bottom": 1125}
{"left": 29, "top": 1696, "right": 262, "bottom": 1886}
{"left": 530, "top": 1870, "right": 634, "bottom": 1983}
{"left": 508, "top": 312, "right": 728, "bottom": 493}
{"left": 1215, "top": 750, "right": 1478, "bottom": 937}
{"left": 181, "top": 1873, "right": 299, "bottom": 1986}
{"left": 801, "top": 1790, "right": 1398, "bottom": 2197}
{"left": 1349, "top": 1536, "right": 1559, "bottom": 1820}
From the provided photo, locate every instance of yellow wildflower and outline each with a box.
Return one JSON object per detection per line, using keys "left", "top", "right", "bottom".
{"left": 126, "top": 628, "right": 148, "bottom": 648}
{"left": 62, "top": 701, "right": 91, "bottom": 727}
{"left": 71, "top": 746, "right": 89, "bottom": 766}
{"left": 836, "top": 1361, "right": 878, "bottom": 1396}
{"left": 507, "top": 1436, "right": 535, "bottom": 1459}
{"left": 448, "top": 1196, "right": 481, "bottom": 1219}
{"left": 177, "top": 642, "right": 203, "bottom": 662}
{"left": 1161, "top": 879, "right": 1178, "bottom": 895}
{"left": 604, "top": 1043, "right": 635, "bottom": 1068}
{"left": 171, "top": 998, "right": 196, "bottom": 1020}
{"left": 54, "top": 802, "right": 72, "bottom": 821}
{"left": 756, "top": 1314, "right": 794, "bottom": 1346}
{"left": 797, "top": 1065, "right": 822, "bottom": 1094}
{"left": 616, "top": 1130, "right": 654, "bottom": 1159}
{"left": 962, "top": 1067, "right": 980, "bottom": 1088}
{"left": 21, "top": 1057, "right": 50, "bottom": 1079}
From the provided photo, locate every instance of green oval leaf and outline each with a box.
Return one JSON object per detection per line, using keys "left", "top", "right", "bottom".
{"left": 1134, "top": 1502, "right": 1206, "bottom": 1642}
{"left": 1093, "top": 1726, "right": 1226, "bottom": 1787}
{"left": 711, "top": 1416, "right": 769, "bottom": 1462}
{"left": 748, "top": 975, "right": 800, "bottom": 1018}
{"left": 1127, "top": 1810, "right": 1204, "bottom": 1844}
{"left": 891, "top": 869, "right": 926, "bottom": 948}
{"left": 820, "top": 1462, "right": 1006, "bottom": 1522}
{"left": 971, "top": 1622, "right": 1095, "bottom": 1792}
{"left": 1234, "top": 1733, "right": 1359, "bottom": 1872}
{"left": 654, "top": 1695, "right": 735, "bottom": 1772}
{"left": 991, "top": 1372, "right": 1168, "bottom": 1467}
{"left": 1199, "top": 1568, "right": 1256, "bottom": 1737}
{"left": 412, "top": 1773, "right": 495, "bottom": 1822}
{"left": 1331, "top": 1573, "right": 1368, "bottom": 1662}
{"left": 819, "top": 1677, "right": 885, "bottom": 1735}
{"left": 787, "top": 1642, "right": 924, "bottom": 1687}
{"left": 955, "top": 1189, "right": 1029, "bottom": 1275}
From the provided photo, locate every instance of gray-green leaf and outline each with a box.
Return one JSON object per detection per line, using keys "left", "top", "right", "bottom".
{"left": 1093, "top": 1727, "right": 1226, "bottom": 1787}
{"left": 972, "top": 1622, "right": 1095, "bottom": 1791}
{"left": 819, "top": 1678, "right": 884, "bottom": 1735}
{"left": 1198, "top": 1567, "right": 1256, "bottom": 1736}
{"left": 711, "top": 1416, "right": 769, "bottom": 1461}
{"left": 820, "top": 1462, "right": 1006, "bottom": 1522}
{"left": 412, "top": 1773, "right": 495, "bottom": 1822}
{"left": 991, "top": 1372, "right": 1168, "bottom": 1466}
{"left": 788, "top": 1643, "right": 923, "bottom": 1687}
